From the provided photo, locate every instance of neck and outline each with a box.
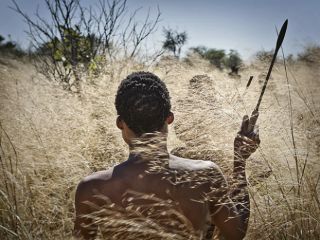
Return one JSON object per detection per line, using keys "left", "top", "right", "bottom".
{"left": 128, "top": 132, "right": 169, "bottom": 160}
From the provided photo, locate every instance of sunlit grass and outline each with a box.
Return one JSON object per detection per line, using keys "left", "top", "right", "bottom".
{"left": 0, "top": 51, "right": 319, "bottom": 239}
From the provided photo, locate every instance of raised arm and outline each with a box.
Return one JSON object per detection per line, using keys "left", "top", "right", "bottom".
{"left": 233, "top": 111, "right": 259, "bottom": 227}
{"left": 210, "top": 111, "right": 260, "bottom": 239}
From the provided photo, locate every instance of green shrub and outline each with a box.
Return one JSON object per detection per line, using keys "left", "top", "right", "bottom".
{"left": 0, "top": 34, "right": 25, "bottom": 57}
{"left": 297, "top": 44, "right": 320, "bottom": 64}
{"left": 224, "top": 49, "right": 242, "bottom": 75}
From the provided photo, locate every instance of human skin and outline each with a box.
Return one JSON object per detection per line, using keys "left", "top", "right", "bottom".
{"left": 73, "top": 112, "right": 260, "bottom": 240}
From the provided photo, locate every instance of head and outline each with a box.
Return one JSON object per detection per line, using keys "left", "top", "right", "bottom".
{"left": 115, "top": 71, "right": 174, "bottom": 145}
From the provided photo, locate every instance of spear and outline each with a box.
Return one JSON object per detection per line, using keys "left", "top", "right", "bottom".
{"left": 248, "top": 19, "right": 288, "bottom": 131}
{"left": 255, "top": 19, "right": 288, "bottom": 112}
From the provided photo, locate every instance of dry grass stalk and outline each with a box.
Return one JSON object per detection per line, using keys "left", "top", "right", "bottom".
{"left": 0, "top": 51, "right": 319, "bottom": 239}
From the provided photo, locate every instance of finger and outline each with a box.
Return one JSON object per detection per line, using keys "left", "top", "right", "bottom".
{"left": 255, "top": 133, "right": 260, "bottom": 144}
{"left": 237, "top": 134, "right": 254, "bottom": 145}
{"left": 240, "top": 115, "right": 249, "bottom": 134}
{"left": 250, "top": 125, "right": 260, "bottom": 144}
{"left": 248, "top": 110, "right": 259, "bottom": 133}
{"left": 255, "top": 131, "right": 260, "bottom": 145}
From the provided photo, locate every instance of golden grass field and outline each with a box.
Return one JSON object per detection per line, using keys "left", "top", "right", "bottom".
{"left": 0, "top": 52, "right": 319, "bottom": 239}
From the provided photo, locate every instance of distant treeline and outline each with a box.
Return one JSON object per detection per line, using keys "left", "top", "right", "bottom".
{"left": 1, "top": 29, "right": 319, "bottom": 71}
{"left": 1, "top": 0, "right": 319, "bottom": 93}
{"left": 0, "top": 35, "right": 25, "bottom": 57}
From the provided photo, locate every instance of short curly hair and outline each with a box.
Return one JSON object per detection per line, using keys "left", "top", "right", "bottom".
{"left": 115, "top": 72, "right": 171, "bottom": 136}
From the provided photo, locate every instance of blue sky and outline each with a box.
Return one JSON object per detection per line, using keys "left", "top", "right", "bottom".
{"left": 0, "top": 0, "right": 319, "bottom": 59}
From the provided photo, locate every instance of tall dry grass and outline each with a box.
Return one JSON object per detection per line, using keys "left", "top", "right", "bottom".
{"left": 0, "top": 52, "right": 319, "bottom": 239}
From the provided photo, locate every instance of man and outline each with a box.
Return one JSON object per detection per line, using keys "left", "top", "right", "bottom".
{"left": 74, "top": 72, "right": 260, "bottom": 239}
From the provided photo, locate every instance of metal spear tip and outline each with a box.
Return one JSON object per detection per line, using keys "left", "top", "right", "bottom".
{"left": 276, "top": 19, "right": 288, "bottom": 50}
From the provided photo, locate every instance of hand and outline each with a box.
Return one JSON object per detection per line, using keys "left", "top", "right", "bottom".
{"left": 234, "top": 110, "right": 260, "bottom": 160}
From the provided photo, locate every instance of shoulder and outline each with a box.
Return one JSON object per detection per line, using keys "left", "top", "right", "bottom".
{"left": 82, "top": 167, "right": 115, "bottom": 183}
{"left": 75, "top": 167, "right": 115, "bottom": 203}
{"left": 169, "top": 154, "right": 222, "bottom": 172}
{"left": 169, "top": 154, "right": 228, "bottom": 201}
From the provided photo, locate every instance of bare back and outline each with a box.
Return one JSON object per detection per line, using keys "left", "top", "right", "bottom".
{"left": 74, "top": 154, "right": 232, "bottom": 239}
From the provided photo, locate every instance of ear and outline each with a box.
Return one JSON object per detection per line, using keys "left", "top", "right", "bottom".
{"left": 116, "top": 116, "right": 124, "bottom": 130}
{"left": 166, "top": 112, "right": 174, "bottom": 125}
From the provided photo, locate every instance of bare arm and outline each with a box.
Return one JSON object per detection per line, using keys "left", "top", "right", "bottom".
{"left": 211, "top": 112, "right": 260, "bottom": 239}
{"left": 231, "top": 111, "right": 260, "bottom": 233}
{"left": 208, "top": 167, "right": 247, "bottom": 240}
{"left": 74, "top": 180, "right": 98, "bottom": 240}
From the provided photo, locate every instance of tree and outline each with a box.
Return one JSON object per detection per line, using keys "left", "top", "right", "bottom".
{"left": 255, "top": 49, "right": 274, "bottom": 63}
{"left": 162, "top": 28, "right": 187, "bottom": 59}
{"left": 0, "top": 34, "right": 24, "bottom": 56}
{"left": 11, "top": 0, "right": 160, "bottom": 92}
{"left": 224, "top": 49, "right": 242, "bottom": 75}
{"left": 190, "top": 46, "right": 226, "bottom": 69}
{"left": 297, "top": 44, "right": 320, "bottom": 64}
{"left": 189, "top": 45, "right": 208, "bottom": 58}
{"left": 286, "top": 54, "right": 295, "bottom": 64}
{"left": 0, "top": 35, "right": 4, "bottom": 45}
{"left": 190, "top": 46, "right": 243, "bottom": 74}
{"left": 203, "top": 48, "right": 226, "bottom": 69}
{"left": 0, "top": 35, "right": 16, "bottom": 50}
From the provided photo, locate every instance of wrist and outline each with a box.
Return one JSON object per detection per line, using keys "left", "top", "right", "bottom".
{"left": 233, "top": 153, "right": 246, "bottom": 177}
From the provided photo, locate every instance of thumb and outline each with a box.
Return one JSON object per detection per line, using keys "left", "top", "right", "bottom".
{"left": 240, "top": 115, "right": 249, "bottom": 134}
